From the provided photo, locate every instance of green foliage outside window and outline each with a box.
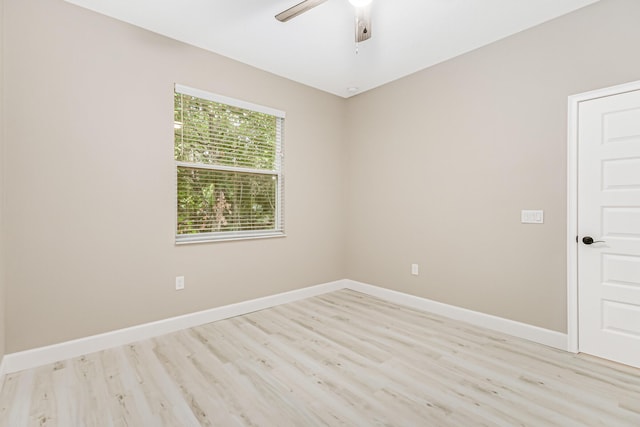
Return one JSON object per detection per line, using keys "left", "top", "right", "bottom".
{"left": 174, "top": 92, "right": 281, "bottom": 238}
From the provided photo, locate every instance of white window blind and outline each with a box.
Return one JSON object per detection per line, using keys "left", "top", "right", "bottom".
{"left": 174, "top": 84, "right": 285, "bottom": 243}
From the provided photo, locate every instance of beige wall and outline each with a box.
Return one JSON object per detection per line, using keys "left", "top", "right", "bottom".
{"left": 3, "top": 0, "right": 347, "bottom": 352}
{"left": 346, "top": 0, "right": 640, "bottom": 333}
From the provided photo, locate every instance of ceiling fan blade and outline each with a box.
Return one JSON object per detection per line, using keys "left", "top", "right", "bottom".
{"left": 275, "top": 0, "right": 329, "bottom": 22}
{"left": 354, "top": 4, "right": 372, "bottom": 42}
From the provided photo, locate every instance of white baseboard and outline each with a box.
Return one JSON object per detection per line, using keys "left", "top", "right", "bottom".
{"left": 2, "top": 279, "right": 348, "bottom": 374}
{"left": 2, "top": 278, "right": 568, "bottom": 375}
{"left": 344, "top": 280, "right": 568, "bottom": 351}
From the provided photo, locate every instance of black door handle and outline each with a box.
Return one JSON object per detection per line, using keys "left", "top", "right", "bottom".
{"left": 583, "top": 236, "right": 606, "bottom": 245}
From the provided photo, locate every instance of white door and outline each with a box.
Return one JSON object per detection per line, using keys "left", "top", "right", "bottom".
{"left": 578, "top": 89, "right": 640, "bottom": 368}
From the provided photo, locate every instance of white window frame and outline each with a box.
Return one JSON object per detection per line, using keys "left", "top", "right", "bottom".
{"left": 174, "top": 84, "right": 285, "bottom": 244}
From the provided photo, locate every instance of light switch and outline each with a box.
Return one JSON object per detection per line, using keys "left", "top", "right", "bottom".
{"left": 521, "top": 210, "right": 544, "bottom": 224}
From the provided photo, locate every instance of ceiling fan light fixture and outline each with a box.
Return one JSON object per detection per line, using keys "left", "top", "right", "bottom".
{"left": 276, "top": 0, "right": 373, "bottom": 42}
{"left": 348, "top": 0, "right": 372, "bottom": 7}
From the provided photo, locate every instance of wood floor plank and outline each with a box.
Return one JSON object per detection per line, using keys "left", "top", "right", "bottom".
{"left": 1, "top": 289, "right": 640, "bottom": 426}
{"left": 0, "top": 370, "right": 34, "bottom": 426}
{"left": 28, "top": 363, "right": 57, "bottom": 426}
{"left": 122, "top": 342, "right": 201, "bottom": 426}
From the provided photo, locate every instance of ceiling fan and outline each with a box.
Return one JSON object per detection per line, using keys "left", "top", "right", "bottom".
{"left": 275, "top": 0, "right": 373, "bottom": 43}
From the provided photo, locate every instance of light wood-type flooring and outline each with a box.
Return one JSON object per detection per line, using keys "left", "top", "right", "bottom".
{"left": 1, "top": 289, "right": 640, "bottom": 426}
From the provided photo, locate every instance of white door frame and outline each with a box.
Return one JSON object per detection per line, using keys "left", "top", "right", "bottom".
{"left": 566, "top": 79, "right": 640, "bottom": 353}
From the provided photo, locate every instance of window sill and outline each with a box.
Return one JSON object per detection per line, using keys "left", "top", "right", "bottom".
{"left": 175, "top": 231, "right": 286, "bottom": 245}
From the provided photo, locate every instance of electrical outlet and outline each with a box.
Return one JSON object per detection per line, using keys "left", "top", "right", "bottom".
{"left": 411, "top": 264, "right": 419, "bottom": 276}
{"left": 175, "top": 276, "right": 185, "bottom": 290}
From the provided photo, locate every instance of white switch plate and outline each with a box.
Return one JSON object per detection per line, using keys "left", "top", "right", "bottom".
{"left": 411, "top": 264, "right": 419, "bottom": 276}
{"left": 175, "top": 276, "right": 185, "bottom": 290}
{"left": 521, "top": 210, "right": 544, "bottom": 224}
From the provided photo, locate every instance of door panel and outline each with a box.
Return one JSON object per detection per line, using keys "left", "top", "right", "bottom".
{"left": 602, "top": 158, "right": 640, "bottom": 190}
{"left": 578, "top": 89, "right": 640, "bottom": 368}
{"left": 602, "top": 254, "right": 640, "bottom": 287}
{"left": 602, "top": 300, "right": 640, "bottom": 337}
{"left": 602, "top": 208, "right": 640, "bottom": 237}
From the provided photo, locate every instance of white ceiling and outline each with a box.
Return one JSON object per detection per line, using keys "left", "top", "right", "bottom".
{"left": 64, "top": 0, "right": 599, "bottom": 98}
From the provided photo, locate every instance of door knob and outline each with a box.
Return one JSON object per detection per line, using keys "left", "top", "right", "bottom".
{"left": 582, "top": 236, "right": 605, "bottom": 245}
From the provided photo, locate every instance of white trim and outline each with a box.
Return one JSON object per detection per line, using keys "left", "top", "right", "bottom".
{"left": 0, "top": 356, "right": 6, "bottom": 378}
{"left": 1, "top": 280, "right": 347, "bottom": 374}
{"left": 567, "top": 91, "right": 580, "bottom": 354}
{"left": 345, "top": 280, "right": 568, "bottom": 350}
{"left": 176, "top": 230, "right": 285, "bottom": 245}
{"left": 2, "top": 278, "right": 571, "bottom": 374}
{"left": 566, "top": 79, "right": 640, "bottom": 355}
{"left": 175, "top": 161, "right": 278, "bottom": 176}
{"left": 174, "top": 84, "right": 286, "bottom": 118}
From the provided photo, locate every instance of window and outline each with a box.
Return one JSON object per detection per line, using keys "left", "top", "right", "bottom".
{"left": 174, "top": 85, "right": 285, "bottom": 243}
